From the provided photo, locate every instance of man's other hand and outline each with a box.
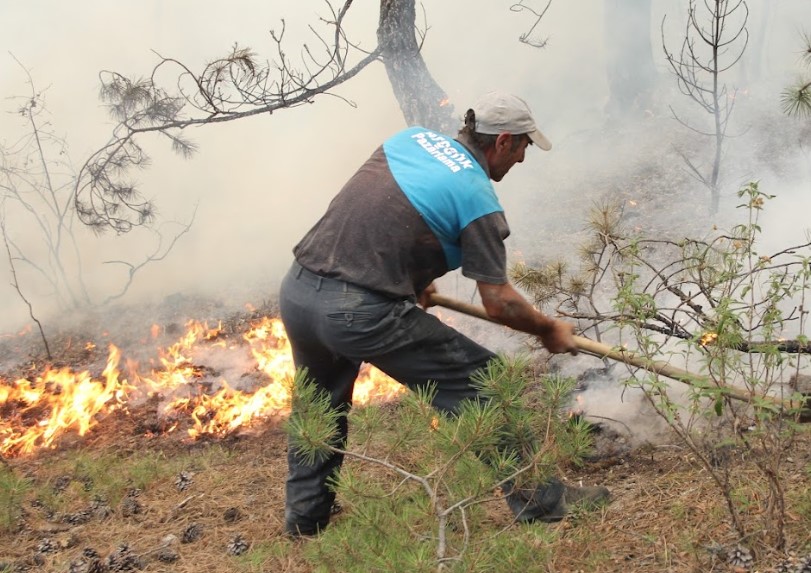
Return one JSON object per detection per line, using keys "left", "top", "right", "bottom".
{"left": 418, "top": 283, "right": 438, "bottom": 309}
{"left": 538, "top": 319, "right": 579, "bottom": 356}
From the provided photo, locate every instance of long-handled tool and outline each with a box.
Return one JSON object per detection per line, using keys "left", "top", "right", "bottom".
{"left": 429, "top": 293, "right": 796, "bottom": 410}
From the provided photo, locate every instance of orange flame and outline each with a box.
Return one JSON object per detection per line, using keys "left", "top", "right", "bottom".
{"left": 699, "top": 332, "right": 718, "bottom": 347}
{"left": 1, "top": 316, "right": 404, "bottom": 455}
{"left": 167, "top": 316, "right": 404, "bottom": 439}
{"left": 0, "top": 345, "right": 134, "bottom": 456}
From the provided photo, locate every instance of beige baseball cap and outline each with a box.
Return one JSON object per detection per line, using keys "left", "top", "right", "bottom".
{"left": 472, "top": 91, "right": 552, "bottom": 151}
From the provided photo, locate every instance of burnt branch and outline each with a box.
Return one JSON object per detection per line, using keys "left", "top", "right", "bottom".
{"left": 3, "top": 60, "right": 198, "bottom": 320}
{"left": 76, "top": 0, "right": 382, "bottom": 233}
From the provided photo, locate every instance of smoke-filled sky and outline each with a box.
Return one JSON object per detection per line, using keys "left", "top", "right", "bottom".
{"left": 1, "top": 0, "right": 809, "bottom": 336}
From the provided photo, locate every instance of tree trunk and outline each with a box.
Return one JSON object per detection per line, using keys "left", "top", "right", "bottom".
{"left": 377, "top": 0, "right": 456, "bottom": 133}
{"left": 603, "top": 0, "right": 658, "bottom": 118}
{"left": 740, "top": 2, "right": 771, "bottom": 86}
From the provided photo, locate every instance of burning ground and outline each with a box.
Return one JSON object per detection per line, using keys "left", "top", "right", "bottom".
{"left": 0, "top": 297, "right": 404, "bottom": 457}
{"left": 0, "top": 296, "right": 809, "bottom": 573}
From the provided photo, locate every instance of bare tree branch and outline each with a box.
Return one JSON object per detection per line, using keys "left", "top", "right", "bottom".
{"left": 75, "top": 1, "right": 385, "bottom": 234}
{"left": 509, "top": 0, "right": 553, "bottom": 49}
{"left": 662, "top": 0, "right": 749, "bottom": 214}
{"left": 1, "top": 218, "right": 50, "bottom": 359}
{"left": 101, "top": 205, "right": 198, "bottom": 304}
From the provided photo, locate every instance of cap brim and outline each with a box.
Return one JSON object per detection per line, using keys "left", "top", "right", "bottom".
{"left": 528, "top": 129, "right": 552, "bottom": 151}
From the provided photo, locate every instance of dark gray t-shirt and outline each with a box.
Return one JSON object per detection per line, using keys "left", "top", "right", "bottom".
{"left": 294, "top": 128, "right": 510, "bottom": 298}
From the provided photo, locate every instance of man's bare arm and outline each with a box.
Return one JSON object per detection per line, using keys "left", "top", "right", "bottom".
{"left": 477, "top": 281, "right": 578, "bottom": 355}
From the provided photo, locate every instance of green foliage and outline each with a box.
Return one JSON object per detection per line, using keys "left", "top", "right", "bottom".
{"left": 781, "top": 31, "right": 811, "bottom": 119}
{"left": 76, "top": 451, "right": 157, "bottom": 505}
{"left": 302, "top": 489, "right": 560, "bottom": 573}
{"left": 627, "top": 184, "right": 809, "bottom": 544}
{"left": 0, "top": 465, "right": 31, "bottom": 532}
{"left": 473, "top": 355, "right": 592, "bottom": 471}
{"left": 33, "top": 448, "right": 183, "bottom": 509}
{"left": 235, "top": 539, "right": 293, "bottom": 572}
{"left": 304, "top": 490, "right": 438, "bottom": 573}
{"left": 516, "top": 181, "right": 811, "bottom": 549}
{"left": 287, "top": 355, "right": 594, "bottom": 569}
{"left": 285, "top": 368, "right": 344, "bottom": 466}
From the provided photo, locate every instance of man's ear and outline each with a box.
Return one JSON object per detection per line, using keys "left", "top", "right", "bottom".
{"left": 494, "top": 132, "right": 513, "bottom": 152}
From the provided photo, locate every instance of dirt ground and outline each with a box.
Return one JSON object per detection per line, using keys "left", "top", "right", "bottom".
{"left": 1, "top": 292, "right": 810, "bottom": 573}
{"left": 0, "top": 391, "right": 809, "bottom": 573}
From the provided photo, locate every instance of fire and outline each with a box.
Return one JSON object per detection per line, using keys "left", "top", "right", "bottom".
{"left": 166, "top": 316, "right": 404, "bottom": 439}
{"left": 568, "top": 393, "right": 586, "bottom": 419}
{"left": 0, "top": 346, "right": 134, "bottom": 456}
{"left": 700, "top": 332, "right": 718, "bottom": 347}
{"left": 0, "top": 316, "right": 404, "bottom": 456}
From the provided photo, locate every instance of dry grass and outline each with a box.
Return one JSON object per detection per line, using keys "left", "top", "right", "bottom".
{"left": 1, "top": 400, "right": 809, "bottom": 573}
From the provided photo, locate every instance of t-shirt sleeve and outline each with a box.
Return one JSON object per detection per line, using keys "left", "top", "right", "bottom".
{"left": 459, "top": 212, "right": 511, "bottom": 284}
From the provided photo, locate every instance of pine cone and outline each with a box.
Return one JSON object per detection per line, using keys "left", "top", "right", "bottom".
{"left": 181, "top": 523, "right": 203, "bottom": 544}
{"left": 155, "top": 547, "right": 179, "bottom": 563}
{"left": 120, "top": 488, "right": 144, "bottom": 518}
{"left": 53, "top": 475, "right": 72, "bottom": 493}
{"left": 174, "top": 471, "right": 194, "bottom": 492}
{"left": 67, "top": 560, "right": 86, "bottom": 573}
{"left": 82, "top": 548, "right": 101, "bottom": 560}
{"left": 226, "top": 534, "right": 249, "bottom": 556}
{"left": 795, "top": 553, "right": 811, "bottom": 573}
{"left": 91, "top": 498, "right": 114, "bottom": 520}
{"left": 105, "top": 543, "right": 143, "bottom": 572}
{"left": 86, "top": 560, "right": 108, "bottom": 573}
{"left": 68, "top": 554, "right": 108, "bottom": 573}
{"left": 223, "top": 507, "right": 243, "bottom": 523}
{"left": 80, "top": 477, "right": 94, "bottom": 491}
{"left": 63, "top": 508, "right": 93, "bottom": 525}
{"left": 727, "top": 544, "right": 754, "bottom": 571}
{"left": 120, "top": 497, "right": 142, "bottom": 518}
{"left": 771, "top": 552, "right": 811, "bottom": 573}
{"left": 36, "top": 538, "right": 57, "bottom": 554}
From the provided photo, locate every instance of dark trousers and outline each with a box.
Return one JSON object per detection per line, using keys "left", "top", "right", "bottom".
{"left": 278, "top": 261, "right": 563, "bottom": 534}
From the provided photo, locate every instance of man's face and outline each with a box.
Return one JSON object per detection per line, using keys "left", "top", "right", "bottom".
{"left": 488, "top": 134, "right": 531, "bottom": 182}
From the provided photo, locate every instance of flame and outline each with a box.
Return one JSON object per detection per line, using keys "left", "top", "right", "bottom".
{"left": 0, "top": 345, "right": 134, "bottom": 456}
{"left": 700, "top": 332, "right": 718, "bottom": 347}
{"left": 167, "top": 316, "right": 404, "bottom": 439}
{"left": 568, "top": 394, "right": 586, "bottom": 419}
{"left": 1, "top": 316, "right": 404, "bottom": 456}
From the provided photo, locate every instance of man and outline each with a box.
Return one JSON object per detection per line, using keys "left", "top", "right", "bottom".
{"left": 279, "top": 91, "right": 609, "bottom": 537}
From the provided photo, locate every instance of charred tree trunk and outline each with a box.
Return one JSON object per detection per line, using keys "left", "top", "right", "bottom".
{"left": 377, "top": 0, "right": 456, "bottom": 133}
{"left": 603, "top": 0, "right": 658, "bottom": 118}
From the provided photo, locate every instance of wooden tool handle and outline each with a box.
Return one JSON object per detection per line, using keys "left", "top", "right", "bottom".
{"left": 428, "top": 293, "right": 789, "bottom": 408}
